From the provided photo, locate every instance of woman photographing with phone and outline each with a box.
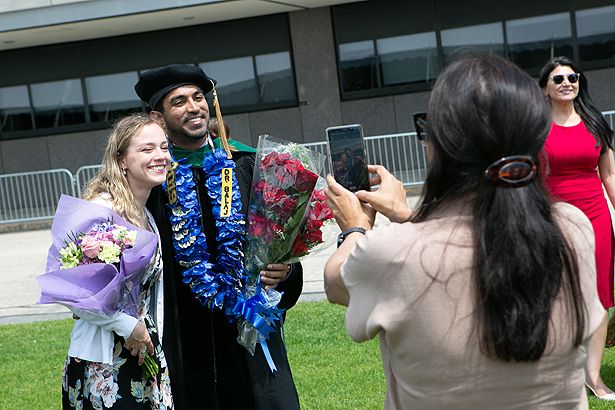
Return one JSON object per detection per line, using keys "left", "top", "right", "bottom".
{"left": 539, "top": 56, "right": 615, "bottom": 401}
{"left": 324, "top": 54, "right": 604, "bottom": 409}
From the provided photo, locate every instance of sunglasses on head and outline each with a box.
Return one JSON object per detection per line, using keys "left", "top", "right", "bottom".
{"left": 549, "top": 73, "right": 580, "bottom": 85}
{"left": 413, "top": 112, "right": 428, "bottom": 145}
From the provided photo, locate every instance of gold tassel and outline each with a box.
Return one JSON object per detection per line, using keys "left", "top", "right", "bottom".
{"left": 210, "top": 80, "right": 232, "bottom": 159}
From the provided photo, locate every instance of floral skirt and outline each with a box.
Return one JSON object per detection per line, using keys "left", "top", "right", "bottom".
{"left": 62, "top": 318, "right": 173, "bottom": 410}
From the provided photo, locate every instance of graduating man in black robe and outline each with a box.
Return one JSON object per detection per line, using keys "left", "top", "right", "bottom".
{"left": 136, "top": 64, "right": 302, "bottom": 410}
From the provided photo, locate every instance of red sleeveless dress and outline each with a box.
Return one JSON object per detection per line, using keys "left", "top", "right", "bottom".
{"left": 544, "top": 121, "right": 614, "bottom": 309}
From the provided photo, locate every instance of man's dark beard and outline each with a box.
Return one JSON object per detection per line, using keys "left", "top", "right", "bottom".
{"left": 183, "top": 130, "right": 208, "bottom": 140}
{"left": 167, "top": 117, "right": 209, "bottom": 141}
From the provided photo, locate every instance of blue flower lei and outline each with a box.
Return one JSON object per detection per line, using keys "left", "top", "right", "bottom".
{"left": 164, "top": 147, "right": 244, "bottom": 310}
{"left": 163, "top": 147, "right": 283, "bottom": 361}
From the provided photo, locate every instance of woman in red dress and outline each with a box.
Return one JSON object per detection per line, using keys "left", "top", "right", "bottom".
{"left": 540, "top": 56, "right": 615, "bottom": 401}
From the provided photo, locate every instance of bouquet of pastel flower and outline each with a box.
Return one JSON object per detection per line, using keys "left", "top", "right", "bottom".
{"left": 38, "top": 195, "right": 159, "bottom": 377}
{"left": 58, "top": 221, "right": 137, "bottom": 269}
{"left": 236, "top": 135, "right": 332, "bottom": 358}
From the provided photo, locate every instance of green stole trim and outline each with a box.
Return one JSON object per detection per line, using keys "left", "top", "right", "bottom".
{"left": 172, "top": 139, "right": 256, "bottom": 167}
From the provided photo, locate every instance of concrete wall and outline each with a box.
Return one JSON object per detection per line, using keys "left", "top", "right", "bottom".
{"left": 223, "top": 7, "right": 432, "bottom": 146}
{"left": 289, "top": 7, "right": 343, "bottom": 142}
{"left": 2, "top": 5, "right": 615, "bottom": 174}
{"left": 224, "top": 7, "right": 345, "bottom": 147}
{"left": 584, "top": 67, "right": 615, "bottom": 113}
{"left": 0, "top": 128, "right": 108, "bottom": 174}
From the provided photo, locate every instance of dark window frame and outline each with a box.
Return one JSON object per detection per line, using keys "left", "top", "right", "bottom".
{"left": 333, "top": 2, "right": 615, "bottom": 101}
{"left": 0, "top": 54, "right": 298, "bottom": 141}
{"left": 0, "top": 84, "right": 35, "bottom": 135}
{"left": 0, "top": 13, "right": 298, "bottom": 140}
{"left": 200, "top": 51, "right": 299, "bottom": 115}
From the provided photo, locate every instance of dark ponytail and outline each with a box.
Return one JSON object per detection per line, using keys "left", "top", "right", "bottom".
{"left": 414, "top": 54, "right": 585, "bottom": 362}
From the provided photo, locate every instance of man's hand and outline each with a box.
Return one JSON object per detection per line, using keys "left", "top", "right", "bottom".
{"left": 260, "top": 263, "right": 291, "bottom": 289}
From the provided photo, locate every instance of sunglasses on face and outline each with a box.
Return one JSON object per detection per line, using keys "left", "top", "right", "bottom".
{"left": 549, "top": 73, "right": 580, "bottom": 85}
{"left": 413, "top": 112, "right": 428, "bottom": 145}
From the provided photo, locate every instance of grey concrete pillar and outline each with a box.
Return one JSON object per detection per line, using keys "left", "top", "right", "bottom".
{"left": 289, "top": 7, "right": 343, "bottom": 143}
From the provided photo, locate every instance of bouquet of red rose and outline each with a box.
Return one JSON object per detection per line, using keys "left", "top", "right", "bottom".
{"left": 288, "top": 183, "right": 335, "bottom": 258}
{"left": 237, "top": 135, "right": 333, "bottom": 356}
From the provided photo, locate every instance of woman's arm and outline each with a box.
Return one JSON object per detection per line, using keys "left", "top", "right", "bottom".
{"left": 598, "top": 149, "right": 615, "bottom": 208}
{"left": 324, "top": 233, "right": 364, "bottom": 306}
{"left": 72, "top": 308, "right": 154, "bottom": 363}
{"left": 324, "top": 176, "right": 374, "bottom": 306}
{"left": 71, "top": 308, "right": 138, "bottom": 337}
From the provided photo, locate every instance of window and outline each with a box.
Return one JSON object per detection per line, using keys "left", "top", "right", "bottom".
{"left": 0, "top": 13, "right": 296, "bottom": 138}
{"left": 30, "top": 79, "right": 85, "bottom": 128}
{"left": 201, "top": 52, "right": 296, "bottom": 112}
{"left": 339, "top": 41, "right": 376, "bottom": 92}
{"left": 576, "top": 5, "right": 615, "bottom": 63}
{"left": 338, "top": 33, "right": 438, "bottom": 94}
{"left": 255, "top": 52, "right": 296, "bottom": 105}
{"left": 86, "top": 71, "right": 142, "bottom": 123}
{"left": 332, "top": 0, "right": 437, "bottom": 97}
{"left": 506, "top": 12, "right": 573, "bottom": 70}
{"left": 378, "top": 32, "right": 439, "bottom": 86}
{"left": 0, "top": 85, "right": 32, "bottom": 134}
{"left": 201, "top": 57, "right": 259, "bottom": 109}
{"left": 441, "top": 22, "right": 505, "bottom": 65}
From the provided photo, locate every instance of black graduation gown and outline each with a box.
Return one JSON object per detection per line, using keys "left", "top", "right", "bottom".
{"left": 146, "top": 151, "right": 302, "bottom": 410}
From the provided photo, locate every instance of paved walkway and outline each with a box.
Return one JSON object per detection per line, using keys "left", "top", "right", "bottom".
{"left": 0, "top": 196, "right": 419, "bottom": 324}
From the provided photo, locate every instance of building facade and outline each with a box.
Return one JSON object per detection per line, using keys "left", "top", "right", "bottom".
{"left": 1, "top": 0, "right": 614, "bottom": 174}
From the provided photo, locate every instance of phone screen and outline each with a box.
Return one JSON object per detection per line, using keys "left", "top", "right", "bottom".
{"left": 326, "top": 124, "right": 370, "bottom": 192}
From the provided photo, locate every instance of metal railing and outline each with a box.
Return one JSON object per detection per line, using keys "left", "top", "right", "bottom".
{"left": 3, "top": 108, "right": 615, "bottom": 225}
{"left": 75, "top": 165, "right": 102, "bottom": 198}
{"left": 604, "top": 110, "right": 615, "bottom": 129}
{"left": 0, "top": 133, "right": 425, "bottom": 225}
{"left": 304, "top": 131, "right": 428, "bottom": 187}
{"left": 0, "top": 169, "right": 75, "bottom": 224}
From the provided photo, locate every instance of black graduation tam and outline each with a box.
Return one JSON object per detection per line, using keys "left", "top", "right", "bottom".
{"left": 134, "top": 64, "right": 216, "bottom": 109}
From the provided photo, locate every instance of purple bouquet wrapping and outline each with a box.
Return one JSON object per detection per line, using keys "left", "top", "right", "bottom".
{"left": 37, "top": 195, "right": 158, "bottom": 317}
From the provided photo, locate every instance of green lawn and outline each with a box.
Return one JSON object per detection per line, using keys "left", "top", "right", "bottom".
{"left": 0, "top": 301, "right": 384, "bottom": 410}
{"left": 0, "top": 319, "right": 73, "bottom": 409}
{"left": 1, "top": 301, "right": 615, "bottom": 409}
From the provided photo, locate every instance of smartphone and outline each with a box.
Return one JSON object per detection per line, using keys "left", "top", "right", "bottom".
{"left": 326, "top": 124, "right": 370, "bottom": 192}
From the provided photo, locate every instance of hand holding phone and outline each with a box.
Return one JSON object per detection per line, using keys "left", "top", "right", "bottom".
{"left": 326, "top": 124, "right": 370, "bottom": 192}
{"left": 355, "top": 165, "right": 412, "bottom": 223}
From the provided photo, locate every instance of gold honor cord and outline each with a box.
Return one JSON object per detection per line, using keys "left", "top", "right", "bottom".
{"left": 210, "top": 80, "right": 233, "bottom": 159}
{"left": 210, "top": 80, "right": 234, "bottom": 218}
{"left": 220, "top": 167, "right": 233, "bottom": 218}
{"left": 166, "top": 162, "right": 179, "bottom": 205}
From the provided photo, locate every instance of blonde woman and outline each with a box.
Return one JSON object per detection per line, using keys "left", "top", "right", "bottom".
{"left": 61, "top": 114, "right": 174, "bottom": 409}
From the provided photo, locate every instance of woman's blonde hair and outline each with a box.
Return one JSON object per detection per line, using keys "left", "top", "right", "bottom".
{"left": 82, "top": 113, "right": 159, "bottom": 228}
